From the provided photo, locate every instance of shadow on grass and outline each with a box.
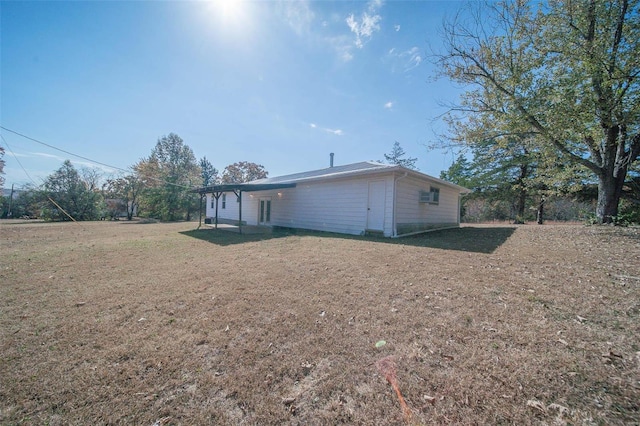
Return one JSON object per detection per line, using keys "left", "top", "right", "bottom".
{"left": 393, "top": 226, "right": 517, "bottom": 253}
{"left": 180, "top": 226, "right": 517, "bottom": 253}
{"left": 179, "top": 227, "right": 294, "bottom": 246}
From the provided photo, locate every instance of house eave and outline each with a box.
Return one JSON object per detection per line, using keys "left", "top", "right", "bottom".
{"left": 192, "top": 182, "right": 297, "bottom": 195}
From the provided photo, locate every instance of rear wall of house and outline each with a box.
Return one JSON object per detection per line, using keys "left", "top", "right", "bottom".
{"left": 250, "top": 176, "right": 395, "bottom": 236}
{"left": 395, "top": 175, "right": 460, "bottom": 235}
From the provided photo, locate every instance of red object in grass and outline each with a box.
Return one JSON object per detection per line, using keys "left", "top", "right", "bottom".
{"left": 375, "top": 356, "right": 413, "bottom": 423}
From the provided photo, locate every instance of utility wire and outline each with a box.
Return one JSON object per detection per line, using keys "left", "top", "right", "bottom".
{"left": 0, "top": 126, "right": 194, "bottom": 190}
{"left": 1, "top": 133, "right": 79, "bottom": 222}
{"left": 0, "top": 134, "right": 39, "bottom": 186}
{"left": 1, "top": 125, "right": 130, "bottom": 174}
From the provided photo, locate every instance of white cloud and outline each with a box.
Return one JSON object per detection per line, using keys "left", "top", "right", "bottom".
{"left": 29, "top": 151, "right": 116, "bottom": 174}
{"left": 384, "top": 101, "right": 394, "bottom": 109}
{"left": 345, "top": 0, "right": 383, "bottom": 49}
{"left": 403, "top": 47, "right": 423, "bottom": 71}
{"left": 33, "top": 151, "right": 66, "bottom": 161}
{"left": 280, "top": 0, "right": 315, "bottom": 35}
{"left": 387, "top": 46, "right": 423, "bottom": 72}
{"left": 324, "top": 34, "right": 355, "bottom": 62}
{"left": 8, "top": 151, "right": 31, "bottom": 158}
{"left": 310, "top": 123, "right": 344, "bottom": 136}
{"left": 394, "top": 24, "right": 400, "bottom": 32}
{"left": 341, "top": 50, "right": 354, "bottom": 62}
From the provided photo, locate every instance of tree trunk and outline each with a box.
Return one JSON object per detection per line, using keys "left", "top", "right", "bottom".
{"left": 514, "top": 190, "right": 527, "bottom": 224}
{"left": 596, "top": 170, "right": 626, "bottom": 224}
{"left": 513, "top": 163, "right": 528, "bottom": 224}
{"left": 537, "top": 196, "right": 545, "bottom": 225}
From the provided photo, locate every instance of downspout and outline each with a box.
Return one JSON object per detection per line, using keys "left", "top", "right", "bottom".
{"left": 392, "top": 171, "right": 408, "bottom": 237}
{"left": 198, "top": 193, "right": 203, "bottom": 229}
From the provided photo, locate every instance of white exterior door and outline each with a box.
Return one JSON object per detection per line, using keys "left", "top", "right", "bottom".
{"left": 367, "top": 181, "right": 386, "bottom": 231}
{"left": 259, "top": 198, "right": 271, "bottom": 225}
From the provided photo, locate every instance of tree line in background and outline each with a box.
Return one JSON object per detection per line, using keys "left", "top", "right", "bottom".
{"left": 0, "top": 133, "right": 267, "bottom": 222}
{"left": 0, "top": 132, "right": 638, "bottom": 224}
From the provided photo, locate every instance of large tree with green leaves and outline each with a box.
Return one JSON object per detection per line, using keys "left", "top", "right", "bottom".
{"left": 221, "top": 161, "right": 267, "bottom": 184}
{"left": 136, "top": 133, "right": 200, "bottom": 221}
{"left": 103, "top": 174, "right": 142, "bottom": 220}
{"left": 437, "top": 0, "right": 640, "bottom": 223}
{"left": 41, "top": 160, "right": 102, "bottom": 221}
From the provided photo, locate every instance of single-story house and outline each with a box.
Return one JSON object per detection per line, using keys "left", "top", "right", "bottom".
{"left": 194, "top": 161, "right": 470, "bottom": 237}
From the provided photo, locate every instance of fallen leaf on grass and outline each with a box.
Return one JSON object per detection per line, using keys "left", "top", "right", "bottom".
{"left": 548, "top": 403, "right": 570, "bottom": 416}
{"left": 527, "top": 399, "right": 547, "bottom": 414}
{"left": 558, "top": 339, "right": 568, "bottom": 346}
{"left": 152, "top": 417, "right": 171, "bottom": 426}
{"left": 607, "top": 349, "right": 623, "bottom": 358}
{"left": 422, "top": 395, "right": 436, "bottom": 405}
{"left": 282, "top": 397, "right": 296, "bottom": 405}
{"left": 602, "top": 349, "right": 623, "bottom": 363}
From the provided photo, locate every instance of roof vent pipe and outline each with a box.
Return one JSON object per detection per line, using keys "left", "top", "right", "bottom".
{"left": 330, "top": 152, "right": 334, "bottom": 168}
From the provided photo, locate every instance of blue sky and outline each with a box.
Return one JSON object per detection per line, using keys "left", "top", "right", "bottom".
{"left": 1, "top": 0, "right": 466, "bottom": 188}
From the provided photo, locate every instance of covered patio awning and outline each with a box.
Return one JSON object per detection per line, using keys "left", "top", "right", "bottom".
{"left": 191, "top": 182, "right": 297, "bottom": 233}
{"left": 191, "top": 182, "right": 297, "bottom": 195}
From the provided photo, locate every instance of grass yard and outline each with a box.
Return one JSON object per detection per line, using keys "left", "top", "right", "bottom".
{"left": 1, "top": 220, "right": 639, "bottom": 425}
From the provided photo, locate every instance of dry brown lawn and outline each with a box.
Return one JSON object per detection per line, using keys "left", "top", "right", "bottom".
{"left": 1, "top": 220, "right": 639, "bottom": 425}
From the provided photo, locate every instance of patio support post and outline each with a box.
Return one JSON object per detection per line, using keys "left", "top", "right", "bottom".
{"left": 198, "top": 193, "right": 203, "bottom": 229}
{"left": 214, "top": 192, "right": 221, "bottom": 229}
{"left": 239, "top": 191, "right": 242, "bottom": 234}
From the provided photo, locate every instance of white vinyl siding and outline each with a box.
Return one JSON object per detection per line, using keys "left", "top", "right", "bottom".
{"left": 395, "top": 175, "right": 460, "bottom": 234}
{"left": 206, "top": 193, "right": 241, "bottom": 222}
{"left": 246, "top": 175, "right": 394, "bottom": 236}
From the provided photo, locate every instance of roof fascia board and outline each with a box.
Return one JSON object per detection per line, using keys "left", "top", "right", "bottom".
{"left": 396, "top": 168, "right": 472, "bottom": 193}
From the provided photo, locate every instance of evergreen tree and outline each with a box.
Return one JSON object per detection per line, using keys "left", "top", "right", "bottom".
{"left": 383, "top": 141, "right": 417, "bottom": 170}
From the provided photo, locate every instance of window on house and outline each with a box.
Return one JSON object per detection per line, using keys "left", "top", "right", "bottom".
{"left": 419, "top": 187, "right": 440, "bottom": 204}
{"left": 222, "top": 193, "right": 226, "bottom": 209}
{"left": 210, "top": 198, "right": 215, "bottom": 208}
{"left": 430, "top": 187, "right": 440, "bottom": 204}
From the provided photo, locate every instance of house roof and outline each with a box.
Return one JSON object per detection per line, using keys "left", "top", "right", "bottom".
{"left": 193, "top": 161, "right": 470, "bottom": 194}
{"left": 248, "top": 161, "right": 471, "bottom": 193}
{"left": 248, "top": 161, "right": 393, "bottom": 185}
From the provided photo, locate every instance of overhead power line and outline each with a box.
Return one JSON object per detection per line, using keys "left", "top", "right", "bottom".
{"left": 1, "top": 125, "right": 130, "bottom": 174}
{"left": 2, "top": 133, "right": 79, "bottom": 223}
{"left": 0, "top": 134, "right": 39, "bottom": 186}
{"left": 0, "top": 126, "right": 194, "bottom": 190}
